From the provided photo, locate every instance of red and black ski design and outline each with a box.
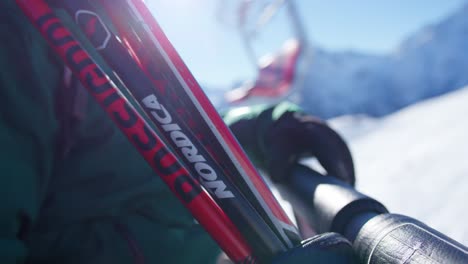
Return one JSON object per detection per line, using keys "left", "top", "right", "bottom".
{"left": 15, "top": 0, "right": 255, "bottom": 262}
{"left": 16, "top": 0, "right": 301, "bottom": 262}
{"left": 103, "top": 0, "right": 301, "bottom": 247}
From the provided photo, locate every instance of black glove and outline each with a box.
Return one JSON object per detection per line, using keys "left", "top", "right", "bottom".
{"left": 262, "top": 111, "right": 355, "bottom": 185}
{"left": 228, "top": 104, "right": 354, "bottom": 185}
{"left": 272, "top": 232, "right": 358, "bottom": 264}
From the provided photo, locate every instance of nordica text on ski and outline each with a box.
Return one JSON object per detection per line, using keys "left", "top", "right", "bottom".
{"left": 142, "top": 94, "right": 234, "bottom": 199}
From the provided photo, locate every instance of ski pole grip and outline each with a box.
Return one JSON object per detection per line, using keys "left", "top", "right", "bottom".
{"left": 353, "top": 213, "right": 468, "bottom": 264}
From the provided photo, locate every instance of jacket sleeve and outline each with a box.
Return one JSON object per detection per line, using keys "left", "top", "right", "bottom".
{"left": 0, "top": 4, "right": 61, "bottom": 263}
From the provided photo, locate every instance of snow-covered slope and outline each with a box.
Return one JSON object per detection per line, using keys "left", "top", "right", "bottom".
{"left": 301, "top": 3, "right": 468, "bottom": 118}
{"left": 329, "top": 86, "right": 468, "bottom": 245}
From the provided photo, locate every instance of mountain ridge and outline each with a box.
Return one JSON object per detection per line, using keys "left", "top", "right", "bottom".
{"left": 300, "top": 2, "right": 468, "bottom": 118}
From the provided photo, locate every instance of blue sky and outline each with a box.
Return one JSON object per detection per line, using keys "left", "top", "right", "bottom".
{"left": 147, "top": 0, "right": 466, "bottom": 87}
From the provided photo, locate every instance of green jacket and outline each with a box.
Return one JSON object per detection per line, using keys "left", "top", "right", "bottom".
{"left": 0, "top": 1, "right": 298, "bottom": 263}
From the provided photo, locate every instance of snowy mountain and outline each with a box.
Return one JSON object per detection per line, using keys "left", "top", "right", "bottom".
{"left": 328, "top": 86, "right": 468, "bottom": 245}
{"left": 301, "top": 3, "right": 468, "bottom": 118}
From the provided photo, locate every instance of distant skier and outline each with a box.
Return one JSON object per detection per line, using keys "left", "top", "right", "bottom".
{"left": 0, "top": 0, "right": 356, "bottom": 263}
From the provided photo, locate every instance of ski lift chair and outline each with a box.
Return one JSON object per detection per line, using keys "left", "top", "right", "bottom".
{"left": 224, "top": 0, "right": 310, "bottom": 106}
{"left": 225, "top": 39, "right": 302, "bottom": 103}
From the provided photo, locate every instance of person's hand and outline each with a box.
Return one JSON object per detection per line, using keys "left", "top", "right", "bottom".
{"left": 262, "top": 111, "right": 355, "bottom": 185}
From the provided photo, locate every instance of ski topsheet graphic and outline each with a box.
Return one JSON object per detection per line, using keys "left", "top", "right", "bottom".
{"left": 15, "top": 0, "right": 257, "bottom": 262}
{"left": 16, "top": 0, "right": 300, "bottom": 262}
{"left": 108, "top": 0, "right": 301, "bottom": 247}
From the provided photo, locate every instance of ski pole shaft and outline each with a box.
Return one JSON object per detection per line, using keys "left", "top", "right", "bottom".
{"left": 287, "top": 164, "right": 468, "bottom": 264}
{"left": 55, "top": 0, "right": 286, "bottom": 260}
{"left": 15, "top": 1, "right": 254, "bottom": 262}
{"left": 101, "top": 0, "right": 300, "bottom": 248}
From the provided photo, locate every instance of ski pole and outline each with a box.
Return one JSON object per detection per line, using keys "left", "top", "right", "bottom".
{"left": 15, "top": 1, "right": 255, "bottom": 262}
{"left": 286, "top": 164, "right": 468, "bottom": 264}
{"left": 54, "top": 0, "right": 287, "bottom": 260}
{"left": 99, "top": 0, "right": 301, "bottom": 248}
